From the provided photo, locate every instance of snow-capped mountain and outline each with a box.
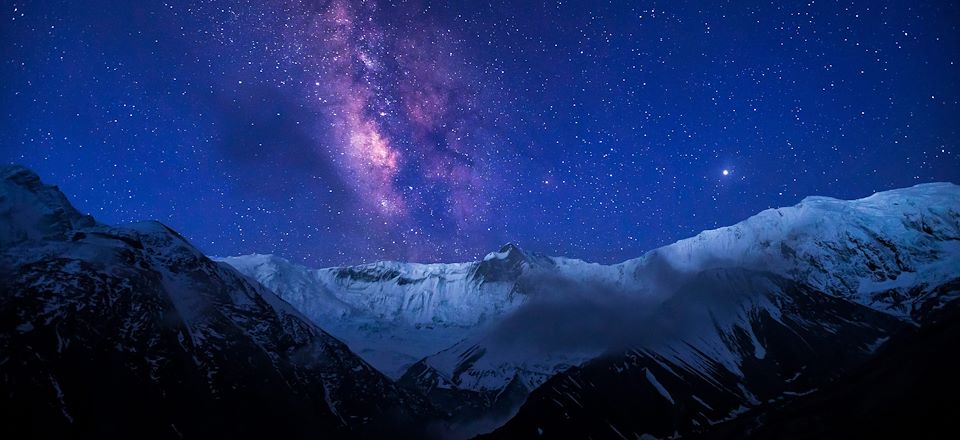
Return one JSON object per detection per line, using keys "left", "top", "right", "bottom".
{"left": 220, "top": 241, "right": 636, "bottom": 378}
{"left": 218, "top": 244, "right": 536, "bottom": 378}
{"left": 480, "top": 184, "right": 960, "bottom": 439}
{"left": 0, "top": 165, "right": 432, "bottom": 438}
{"left": 416, "top": 183, "right": 960, "bottom": 398}
{"left": 226, "top": 182, "right": 960, "bottom": 373}
{"left": 225, "top": 182, "right": 960, "bottom": 438}
{"left": 621, "top": 182, "right": 960, "bottom": 318}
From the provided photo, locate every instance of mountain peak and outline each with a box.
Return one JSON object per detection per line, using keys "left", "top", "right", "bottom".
{"left": 0, "top": 164, "right": 95, "bottom": 246}
{"left": 2, "top": 164, "right": 55, "bottom": 196}
{"left": 1, "top": 164, "right": 35, "bottom": 179}
{"left": 495, "top": 242, "right": 525, "bottom": 257}
{"left": 484, "top": 242, "right": 525, "bottom": 261}
{"left": 476, "top": 242, "right": 529, "bottom": 282}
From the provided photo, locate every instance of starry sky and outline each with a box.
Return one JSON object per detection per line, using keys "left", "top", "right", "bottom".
{"left": 2, "top": 0, "right": 959, "bottom": 266}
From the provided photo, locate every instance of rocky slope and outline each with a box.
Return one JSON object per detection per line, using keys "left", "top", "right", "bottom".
{"left": 701, "top": 279, "right": 960, "bottom": 440}
{"left": 0, "top": 165, "right": 432, "bottom": 439}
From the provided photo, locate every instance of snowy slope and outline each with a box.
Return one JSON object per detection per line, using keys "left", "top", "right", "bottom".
{"left": 620, "top": 182, "right": 960, "bottom": 317}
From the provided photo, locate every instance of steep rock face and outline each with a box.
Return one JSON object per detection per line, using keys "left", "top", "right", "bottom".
{"left": 0, "top": 166, "right": 431, "bottom": 439}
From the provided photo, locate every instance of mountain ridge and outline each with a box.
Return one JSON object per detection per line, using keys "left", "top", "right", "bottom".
{"left": 222, "top": 180, "right": 960, "bottom": 438}
{"left": 4, "top": 163, "right": 959, "bottom": 439}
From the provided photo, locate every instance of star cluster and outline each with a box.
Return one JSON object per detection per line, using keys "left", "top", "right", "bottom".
{"left": 2, "top": 0, "right": 958, "bottom": 265}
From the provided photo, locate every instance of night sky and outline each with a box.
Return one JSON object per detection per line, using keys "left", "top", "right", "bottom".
{"left": 2, "top": 0, "right": 958, "bottom": 266}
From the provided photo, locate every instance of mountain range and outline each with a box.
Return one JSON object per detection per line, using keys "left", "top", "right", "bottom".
{"left": 2, "top": 164, "right": 958, "bottom": 438}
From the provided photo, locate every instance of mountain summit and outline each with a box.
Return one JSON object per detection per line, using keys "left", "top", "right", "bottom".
{"left": 0, "top": 165, "right": 95, "bottom": 245}
{"left": 475, "top": 242, "right": 530, "bottom": 282}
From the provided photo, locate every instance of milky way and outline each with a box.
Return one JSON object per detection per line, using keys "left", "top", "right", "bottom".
{"left": 2, "top": 0, "right": 958, "bottom": 265}
{"left": 263, "top": 0, "right": 515, "bottom": 258}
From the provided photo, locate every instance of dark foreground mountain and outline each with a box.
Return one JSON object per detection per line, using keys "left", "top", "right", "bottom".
{"left": 0, "top": 165, "right": 432, "bottom": 439}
